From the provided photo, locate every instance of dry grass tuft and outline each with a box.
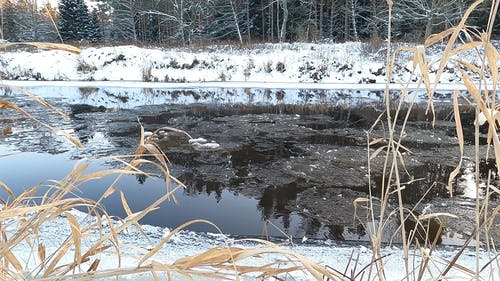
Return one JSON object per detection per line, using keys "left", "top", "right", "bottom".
{"left": 360, "top": 0, "right": 500, "bottom": 279}
{"left": 0, "top": 42, "right": 80, "bottom": 54}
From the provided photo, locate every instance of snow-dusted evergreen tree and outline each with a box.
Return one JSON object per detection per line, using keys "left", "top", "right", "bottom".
{"left": 58, "top": 0, "right": 93, "bottom": 41}
{"left": 0, "top": 0, "right": 16, "bottom": 40}
{"left": 87, "top": 10, "right": 103, "bottom": 42}
{"left": 9, "top": 0, "right": 57, "bottom": 42}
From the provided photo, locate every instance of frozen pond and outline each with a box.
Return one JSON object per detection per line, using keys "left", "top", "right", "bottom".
{"left": 1, "top": 84, "right": 496, "bottom": 245}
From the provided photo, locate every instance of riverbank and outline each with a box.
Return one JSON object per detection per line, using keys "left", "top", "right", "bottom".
{"left": 0, "top": 42, "right": 489, "bottom": 86}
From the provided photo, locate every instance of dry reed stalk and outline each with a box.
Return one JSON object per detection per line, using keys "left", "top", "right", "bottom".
{"left": 0, "top": 42, "right": 80, "bottom": 54}
{"left": 361, "top": 0, "right": 500, "bottom": 279}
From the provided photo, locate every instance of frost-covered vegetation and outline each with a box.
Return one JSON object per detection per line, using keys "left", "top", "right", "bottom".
{"left": 0, "top": 42, "right": 490, "bottom": 85}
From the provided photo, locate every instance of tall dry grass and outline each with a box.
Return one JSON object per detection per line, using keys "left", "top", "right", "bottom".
{"left": 358, "top": 0, "right": 500, "bottom": 280}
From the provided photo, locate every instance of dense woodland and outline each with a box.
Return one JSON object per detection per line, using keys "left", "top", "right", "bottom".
{"left": 0, "top": 0, "right": 499, "bottom": 46}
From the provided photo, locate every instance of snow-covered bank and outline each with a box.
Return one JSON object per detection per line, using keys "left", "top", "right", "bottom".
{"left": 6, "top": 208, "right": 498, "bottom": 280}
{"left": 0, "top": 42, "right": 481, "bottom": 85}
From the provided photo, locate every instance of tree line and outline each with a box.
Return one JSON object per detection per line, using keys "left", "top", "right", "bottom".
{"left": 0, "top": 0, "right": 498, "bottom": 46}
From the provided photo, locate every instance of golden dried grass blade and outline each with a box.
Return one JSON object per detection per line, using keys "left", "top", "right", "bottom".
{"left": 65, "top": 212, "right": 82, "bottom": 265}
{"left": 433, "top": 0, "right": 484, "bottom": 90}
{"left": 67, "top": 161, "right": 90, "bottom": 180}
{"left": 101, "top": 185, "right": 116, "bottom": 199}
{"left": 2, "top": 247, "right": 23, "bottom": 271}
{"left": 0, "top": 42, "right": 81, "bottom": 54}
{"left": 173, "top": 247, "right": 245, "bottom": 269}
{"left": 82, "top": 245, "right": 112, "bottom": 261}
{"left": 460, "top": 69, "right": 483, "bottom": 105}
{"left": 370, "top": 145, "right": 387, "bottom": 160}
{"left": 424, "top": 28, "right": 455, "bottom": 47}
{"left": 490, "top": 129, "right": 500, "bottom": 176}
{"left": 448, "top": 92, "right": 465, "bottom": 196}
{"left": 6, "top": 85, "right": 70, "bottom": 120}
{"left": 437, "top": 256, "right": 477, "bottom": 276}
{"left": 415, "top": 46, "right": 435, "bottom": 122}
{"left": 76, "top": 169, "right": 142, "bottom": 182}
{"left": 450, "top": 41, "right": 482, "bottom": 56}
{"left": 485, "top": 40, "right": 499, "bottom": 90}
{"left": 0, "top": 199, "right": 73, "bottom": 220}
{"left": 369, "top": 137, "right": 385, "bottom": 146}
{"left": 227, "top": 247, "right": 333, "bottom": 279}
{"left": 0, "top": 99, "right": 83, "bottom": 148}
{"left": 418, "top": 213, "right": 458, "bottom": 222}
{"left": 84, "top": 189, "right": 181, "bottom": 267}
{"left": 456, "top": 59, "right": 482, "bottom": 74}
{"left": 120, "top": 191, "right": 132, "bottom": 217}
{"left": 0, "top": 180, "right": 15, "bottom": 200}
{"left": 397, "top": 151, "right": 407, "bottom": 171}
{"left": 44, "top": 242, "right": 73, "bottom": 277}
{"left": 142, "top": 143, "right": 168, "bottom": 166}
{"left": 87, "top": 259, "right": 100, "bottom": 272}
{"left": 38, "top": 243, "right": 46, "bottom": 268}
{"left": 139, "top": 219, "right": 222, "bottom": 266}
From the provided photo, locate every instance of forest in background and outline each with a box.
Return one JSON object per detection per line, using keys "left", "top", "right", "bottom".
{"left": 0, "top": 0, "right": 499, "bottom": 46}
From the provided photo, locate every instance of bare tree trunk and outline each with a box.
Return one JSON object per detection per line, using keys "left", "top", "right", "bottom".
{"left": 130, "top": 0, "right": 137, "bottom": 41}
{"left": 344, "top": 0, "right": 349, "bottom": 40}
{"left": 371, "top": 0, "right": 378, "bottom": 38}
{"left": 330, "top": 0, "right": 334, "bottom": 38}
{"left": 261, "top": 0, "right": 265, "bottom": 41}
{"left": 179, "top": 0, "right": 185, "bottom": 45}
{"left": 306, "top": 1, "right": 313, "bottom": 40}
{"left": 276, "top": 0, "right": 280, "bottom": 41}
{"left": 351, "top": 0, "right": 359, "bottom": 41}
{"left": 246, "top": 0, "right": 251, "bottom": 42}
{"left": 269, "top": 0, "right": 273, "bottom": 41}
{"left": 424, "top": 0, "right": 437, "bottom": 38}
{"left": 229, "top": 0, "right": 243, "bottom": 44}
{"left": 319, "top": 0, "right": 324, "bottom": 37}
{"left": 279, "top": 0, "right": 288, "bottom": 42}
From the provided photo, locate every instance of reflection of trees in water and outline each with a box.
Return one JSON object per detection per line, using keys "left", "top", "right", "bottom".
{"left": 180, "top": 173, "right": 223, "bottom": 203}
{"left": 327, "top": 225, "right": 345, "bottom": 240}
{"left": 303, "top": 217, "right": 322, "bottom": 237}
{"left": 136, "top": 174, "right": 147, "bottom": 184}
{"left": 257, "top": 183, "right": 299, "bottom": 231}
{"left": 257, "top": 183, "right": 369, "bottom": 240}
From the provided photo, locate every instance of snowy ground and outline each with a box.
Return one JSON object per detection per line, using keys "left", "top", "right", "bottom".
{"left": 6, "top": 208, "right": 499, "bottom": 280}
{"left": 0, "top": 42, "right": 488, "bottom": 86}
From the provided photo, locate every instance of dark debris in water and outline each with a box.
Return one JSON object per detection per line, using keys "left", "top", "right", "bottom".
{"left": 3, "top": 91, "right": 500, "bottom": 244}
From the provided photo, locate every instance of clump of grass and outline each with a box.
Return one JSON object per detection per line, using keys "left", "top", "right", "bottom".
{"left": 0, "top": 42, "right": 80, "bottom": 54}
{"left": 358, "top": 0, "right": 500, "bottom": 279}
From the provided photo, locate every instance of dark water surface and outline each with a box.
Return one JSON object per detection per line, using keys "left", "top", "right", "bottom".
{"left": 1, "top": 86, "right": 493, "bottom": 244}
{"left": 2, "top": 86, "right": 381, "bottom": 240}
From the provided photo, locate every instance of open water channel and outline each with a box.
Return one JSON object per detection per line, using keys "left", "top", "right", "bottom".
{"left": 0, "top": 84, "right": 498, "bottom": 245}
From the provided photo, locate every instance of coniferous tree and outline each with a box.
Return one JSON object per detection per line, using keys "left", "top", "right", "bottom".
{"left": 0, "top": 0, "right": 16, "bottom": 41}
{"left": 58, "top": 0, "right": 93, "bottom": 41}
{"left": 87, "top": 10, "right": 103, "bottom": 42}
{"left": 9, "top": 0, "right": 57, "bottom": 42}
